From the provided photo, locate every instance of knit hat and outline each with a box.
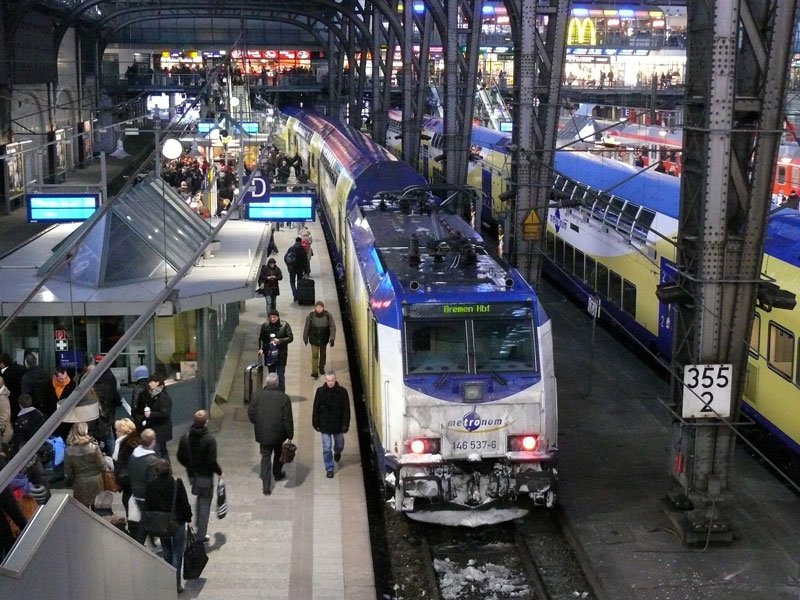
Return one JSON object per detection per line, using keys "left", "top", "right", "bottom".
{"left": 269, "top": 309, "right": 280, "bottom": 317}
{"left": 133, "top": 365, "right": 149, "bottom": 380}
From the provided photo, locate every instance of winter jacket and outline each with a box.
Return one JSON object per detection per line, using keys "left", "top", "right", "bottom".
{"left": 133, "top": 387, "right": 173, "bottom": 443}
{"left": 259, "top": 320, "right": 294, "bottom": 367}
{"left": 303, "top": 310, "right": 336, "bottom": 346}
{"left": 20, "top": 366, "right": 50, "bottom": 416}
{"left": 248, "top": 388, "right": 294, "bottom": 446}
{"left": 284, "top": 241, "right": 310, "bottom": 275}
{"left": 177, "top": 424, "right": 223, "bottom": 479}
{"left": 128, "top": 445, "right": 158, "bottom": 499}
{"left": 13, "top": 407, "right": 45, "bottom": 446}
{"left": 258, "top": 264, "right": 283, "bottom": 296}
{"left": 145, "top": 475, "right": 192, "bottom": 524}
{"left": 64, "top": 441, "right": 106, "bottom": 507}
{"left": 0, "top": 386, "right": 12, "bottom": 444}
{"left": 0, "top": 362, "right": 25, "bottom": 417}
{"left": 47, "top": 375, "right": 76, "bottom": 418}
{"left": 113, "top": 434, "right": 139, "bottom": 492}
{"left": 312, "top": 382, "right": 350, "bottom": 435}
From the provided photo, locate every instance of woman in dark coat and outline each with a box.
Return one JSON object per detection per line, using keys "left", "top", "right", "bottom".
{"left": 145, "top": 459, "right": 192, "bottom": 595}
{"left": 112, "top": 418, "right": 140, "bottom": 515}
{"left": 257, "top": 257, "right": 283, "bottom": 314}
{"left": 134, "top": 375, "right": 173, "bottom": 461}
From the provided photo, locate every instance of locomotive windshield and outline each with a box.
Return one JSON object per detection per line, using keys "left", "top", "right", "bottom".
{"left": 404, "top": 317, "right": 537, "bottom": 375}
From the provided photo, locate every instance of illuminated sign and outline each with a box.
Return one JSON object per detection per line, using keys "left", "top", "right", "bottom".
{"left": 404, "top": 303, "right": 531, "bottom": 319}
{"left": 27, "top": 193, "right": 100, "bottom": 223}
{"left": 567, "top": 17, "right": 597, "bottom": 45}
{"left": 245, "top": 192, "right": 316, "bottom": 222}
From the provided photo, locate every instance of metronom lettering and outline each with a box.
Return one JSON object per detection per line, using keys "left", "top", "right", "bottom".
{"left": 447, "top": 418, "right": 503, "bottom": 427}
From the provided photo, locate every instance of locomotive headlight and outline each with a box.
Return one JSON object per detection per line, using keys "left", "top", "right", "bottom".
{"left": 405, "top": 437, "right": 441, "bottom": 455}
{"left": 508, "top": 434, "right": 539, "bottom": 452}
{"left": 462, "top": 382, "right": 484, "bottom": 402}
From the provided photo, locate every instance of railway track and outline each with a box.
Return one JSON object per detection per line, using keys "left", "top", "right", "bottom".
{"left": 418, "top": 512, "right": 594, "bottom": 600}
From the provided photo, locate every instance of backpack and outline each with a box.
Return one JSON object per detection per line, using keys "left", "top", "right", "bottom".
{"left": 284, "top": 246, "right": 298, "bottom": 267}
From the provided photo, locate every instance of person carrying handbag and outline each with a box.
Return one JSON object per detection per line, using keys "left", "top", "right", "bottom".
{"left": 177, "top": 410, "right": 223, "bottom": 544}
{"left": 145, "top": 459, "right": 192, "bottom": 595}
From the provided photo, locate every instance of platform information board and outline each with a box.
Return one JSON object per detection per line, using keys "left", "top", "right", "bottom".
{"left": 245, "top": 193, "right": 316, "bottom": 222}
{"left": 27, "top": 193, "right": 100, "bottom": 223}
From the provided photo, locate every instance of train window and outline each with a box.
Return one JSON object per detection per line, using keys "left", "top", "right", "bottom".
{"left": 575, "top": 250, "right": 585, "bottom": 280}
{"left": 546, "top": 232, "right": 555, "bottom": 257}
{"left": 609, "top": 271, "right": 622, "bottom": 306}
{"left": 597, "top": 263, "right": 609, "bottom": 297}
{"left": 405, "top": 321, "right": 468, "bottom": 374}
{"left": 473, "top": 320, "right": 536, "bottom": 373}
{"left": 620, "top": 202, "right": 639, "bottom": 234}
{"left": 590, "top": 190, "right": 605, "bottom": 220}
{"left": 749, "top": 313, "right": 760, "bottom": 357}
{"left": 622, "top": 279, "right": 636, "bottom": 317}
{"left": 555, "top": 237, "right": 565, "bottom": 266}
{"left": 777, "top": 166, "right": 786, "bottom": 185}
{"left": 767, "top": 322, "right": 794, "bottom": 380}
{"left": 634, "top": 209, "right": 656, "bottom": 241}
{"left": 604, "top": 197, "right": 624, "bottom": 228}
{"left": 564, "top": 242, "right": 575, "bottom": 274}
{"left": 793, "top": 167, "right": 800, "bottom": 190}
{"left": 372, "top": 316, "right": 379, "bottom": 363}
{"left": 585, "top": 256, "right": 597, "bottom": 286}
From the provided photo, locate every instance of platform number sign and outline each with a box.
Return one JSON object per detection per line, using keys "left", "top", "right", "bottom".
{"left": 586, "top": 296, "right": 601, "bottom": 319}
{"left": 681, "top": 364, "right": 732, "bottom": 418}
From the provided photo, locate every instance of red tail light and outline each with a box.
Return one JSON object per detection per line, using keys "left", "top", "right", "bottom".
{"left": 405, "top": 437, "right": 441, "bottom": 455}
{"left": 508, "top": 434, "right": 539, "bottom": 452}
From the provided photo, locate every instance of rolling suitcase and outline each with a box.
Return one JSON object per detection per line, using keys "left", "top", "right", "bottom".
{"left": 296, "top": 276, "right": 316, "bottom": 305}
{"left": 244, "top": 359, "right": 263, "bottom": 404}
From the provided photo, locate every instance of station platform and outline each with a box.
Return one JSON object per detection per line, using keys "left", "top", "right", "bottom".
{"left": 0, "top": 149, "right": 376, "bottom": 597}
{"left": 167, "top": 221, "right": 375, "bottom": 599}
{"left": 538, "top": 282, "right": 800, "bottom": 600}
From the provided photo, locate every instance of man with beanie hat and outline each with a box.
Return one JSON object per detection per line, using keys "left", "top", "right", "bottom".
{"left": 303, "top": 301, "right": 336, "bottom": 379}
{"left": 258, "top": 310, "right": 294, "bottom": 391}
{"left": 284, "top": 236, "right": 310, "bottom": 302}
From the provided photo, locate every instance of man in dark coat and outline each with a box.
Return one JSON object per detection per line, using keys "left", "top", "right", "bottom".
{"left": 20, "top": 354, "right": 51, "bottom": 418}
{"left": 177, "top": 410, "right": 223, "bottom": 543}
{"left": 127, "top": 428, "right": 159, "bottom": 543}
{"left": 284, "top": 237, "right": 311, "bottom": 302}
{"left": 303, "top": 301, "right": 336, "bottom": 379}
{"left": 258, "top": 310, "right": 294, "bottom": 392}
{"left": 0, "top": 353, "right": 25, "bottom": 419}
{"left": 248, "top": 372, "right": 294, "bottom": 495}
{"left": 134, "top": 375, "right": 173, "bottom": 461}
{"left": 312, "top": 371, "right": 350, "bottom": 478}
{"left": 787, "top": 190, "right": 799, "bottom": 210}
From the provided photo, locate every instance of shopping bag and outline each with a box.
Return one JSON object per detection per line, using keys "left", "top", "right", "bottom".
{"left": 216, "top": 478, "right": 227, "bottom": 519}
{"left": 183, "top": 526, "right": 209, "bottom": 580}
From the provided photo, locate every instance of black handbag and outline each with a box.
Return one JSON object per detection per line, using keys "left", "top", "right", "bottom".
{"left": 143, "top": 479, "right": 180, "bottom": 537}
{"left": 183, "top": 526, "right": 209, "bottom": 579}
{"left": 280, "top": 441, "right": 297, "bottom": 464}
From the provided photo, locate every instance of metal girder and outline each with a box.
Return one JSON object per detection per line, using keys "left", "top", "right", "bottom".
{"left": 506, "top": 0, "right": 569, "bottom": 285}
{"left": 400, "top": 0, "right": 417, "bottom": 164}
{"left": 668, "top": 0, "right": 797, "bottom": 540}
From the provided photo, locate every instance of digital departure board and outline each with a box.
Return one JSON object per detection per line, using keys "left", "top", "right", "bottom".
{"left": 27, "top": 193, "right": 100, "bottom": 223}
{"left": 245, "top": 193, "right": 316, "bottom": 222}
{"left": 404, "top": 302, "right": 532, "bottom": 319}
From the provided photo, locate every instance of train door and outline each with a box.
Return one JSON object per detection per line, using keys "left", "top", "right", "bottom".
{"left": 657, "top": 257, "right": 678, "bottom": 357}
{"left": 481, "top": 168, "right": 492, "bottom": 228}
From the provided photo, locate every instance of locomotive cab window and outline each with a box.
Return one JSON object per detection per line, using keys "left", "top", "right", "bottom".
{"left": 405, "top": 321, "right": 468, "bottom": 374}
{"left": 473, "top": 320, "right": 536, "bottom": 373}
{"left": 749, "top": 313, "right": 760, "bottom": 357}
{"left": 767, "top": 322, "right": 794, "bottom": 380}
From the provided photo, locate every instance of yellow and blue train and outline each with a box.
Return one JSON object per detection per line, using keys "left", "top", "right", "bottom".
{"left": 387, "top": 113, "right": 800, "bottom": 464}
{"left": 280, "top": 107, "right": 559, "bottom": 518}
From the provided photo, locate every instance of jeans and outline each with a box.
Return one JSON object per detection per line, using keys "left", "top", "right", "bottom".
{"left": 310, "top": 344, "right": 328, "bottom": 376}
{"left": 259, "top": 443, "right": 284, "bottom": 492}
{"left": 267, "top": 363, "right": 286, "bottom": 391}
{"left": 191, "top": 481, "right": 213, "bottom": 541}
{"left": 265, "top": 293, "right": 277, "bottom": 313}
{"left": 320, "top": 432, "right": 344, "bottom": 472}
{"left": 160, "top": 523, "right": 187, "bottom": 589}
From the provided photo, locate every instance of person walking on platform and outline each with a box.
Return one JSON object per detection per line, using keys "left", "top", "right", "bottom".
{"left": 134, "top": 375, "right": 173, "bottom": 462}
{"left": 128, "top": 428, "right": 159, "bottom": 544}
{"left": 258, "top": 310, "right": 294, "bottom": 392}
{"left": 257, "top": 257, "right": 283, "bottom": 314}
{"left": 177, "top": 410, "right": 223, "bottom": 544}
{"left": 284, "top": 237, "right": 310, "bottom": 302}
{"left": 248, "top": 373, "right": 294, "bottom": 495}
{"left": 312, "top": 371, "right": 350, "bottom": 478}
{"left": 20, "top": 354, "right": 50, "bottom": 418}
{"left": 303, "top": 301, "right": 336, "bottom": 379}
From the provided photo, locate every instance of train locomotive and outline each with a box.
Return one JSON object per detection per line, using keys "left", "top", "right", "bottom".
{"left": 279, "top": 107, "right": 559, "bottom": 517}
{"left": 389, "top": 113, "right": 800, "bottom": 465}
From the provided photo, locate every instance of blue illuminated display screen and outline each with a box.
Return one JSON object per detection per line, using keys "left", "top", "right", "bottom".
{"left": 499, "top": 122, "right": 513, "bottom": 133}
{"left": 197, "top": 122, "right": 214, "bottom": 134}
{"left": 240, "top": 122, "right": 259, "bottom": 134}
{"left": 246, "top": 194, "right": 316, "bottom": 222}
{"left": 27, "top": 194, "right": 100, "bottom": 223}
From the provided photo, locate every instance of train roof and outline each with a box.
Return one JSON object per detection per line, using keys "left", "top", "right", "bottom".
{"left": 765, "top": 210, "right": 800, "bottom": 268}
{"left": 553, "top": 151, "right": 681, "bottom": 219}
{"left": 357, "top": 207, "right": 524, "bottom": 294}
